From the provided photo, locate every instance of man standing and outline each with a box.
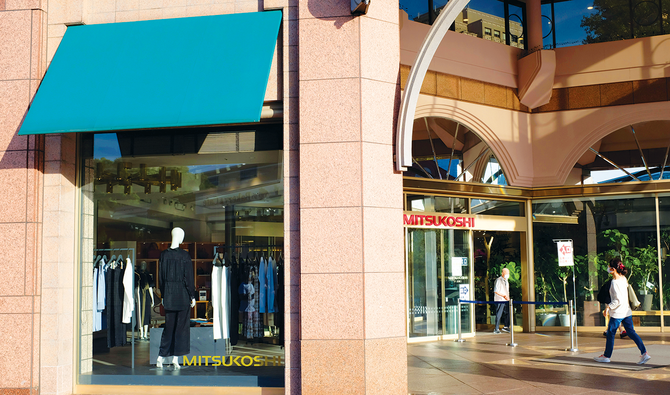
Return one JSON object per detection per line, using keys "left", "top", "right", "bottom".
{"left": 493, "top": 267, "right": 510, "bottom": 334}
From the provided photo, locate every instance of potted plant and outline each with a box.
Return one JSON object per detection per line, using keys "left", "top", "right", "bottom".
{"left": 634, "top": 244, "right": 658, "bottom": 311}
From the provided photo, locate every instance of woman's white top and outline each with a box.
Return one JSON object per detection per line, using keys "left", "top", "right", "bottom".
{"left": 608, "top": 277, "right": 633, "bottom": 319}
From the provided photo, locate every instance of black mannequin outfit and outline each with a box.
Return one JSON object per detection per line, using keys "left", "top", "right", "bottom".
{"left": 158, "top": 248, "right": 196, "bottom": 357}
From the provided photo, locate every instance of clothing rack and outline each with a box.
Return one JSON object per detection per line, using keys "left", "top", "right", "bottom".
{"left": 93, "top": 247, "right": 137, "bottom": 369}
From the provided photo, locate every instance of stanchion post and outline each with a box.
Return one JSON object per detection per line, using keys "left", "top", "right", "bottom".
{"left": 566, "top": 300, "right": 578, "bottom": 352}
{"left": 506, "top": 299, "right": 518, "bottom": 347}
{"left": 455, "top": 299, "right": 465, "bottom": 343}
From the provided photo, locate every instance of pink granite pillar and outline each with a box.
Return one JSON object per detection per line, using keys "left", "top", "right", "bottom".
{"left": 0, "top": 2, "right": 47, "bottom": 394}
{"left": 298, "top": 1, "right": 406, "bottom": 394}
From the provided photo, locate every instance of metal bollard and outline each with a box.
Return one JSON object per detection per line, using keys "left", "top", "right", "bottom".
{"left": 566, "top": 300, "right": 578, "bottom": 352}
{"left": 506, "top": 299, "right": 518, "bottom": 347}
{"left": 455, "top": 300, "right": 465, "bottom": 343}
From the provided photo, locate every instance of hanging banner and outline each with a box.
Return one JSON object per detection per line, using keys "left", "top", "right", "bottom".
{"left": 557, "top": 241, "right": 574, "bottom": 267}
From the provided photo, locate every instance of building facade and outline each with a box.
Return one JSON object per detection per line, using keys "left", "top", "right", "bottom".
{"left": 1, "top": 0, "right": 670, "bottom": 394}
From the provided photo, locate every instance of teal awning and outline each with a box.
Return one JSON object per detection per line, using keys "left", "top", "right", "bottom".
{"left": 19, "top": 11, "right": 281, "bottom": 135}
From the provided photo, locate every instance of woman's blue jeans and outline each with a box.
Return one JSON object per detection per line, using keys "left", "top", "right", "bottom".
{"left": 604, "top": 315, "right": 646, "bottom": 358}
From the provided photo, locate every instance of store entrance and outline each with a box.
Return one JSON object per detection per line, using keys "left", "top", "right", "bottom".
{"left": 407, "top": 228, "right": 472, "bottom": 340}
{"left": 473, "top": 231, "right": 524, "bottom": 331}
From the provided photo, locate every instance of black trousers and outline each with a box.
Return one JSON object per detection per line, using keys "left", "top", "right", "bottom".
{"left": 495, "top": 302, "right": 510, "bottom": 329}
{"left": 159, "top": 309, "right": 190, "bottom": 357}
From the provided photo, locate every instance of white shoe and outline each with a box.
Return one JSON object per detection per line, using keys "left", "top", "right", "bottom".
{"left": 638, "top": 353, "right": 651, "bottom": 365}
{"left": 156, "top": 356, "right": 164, "bottom": 368}
{"left": 594, "top": 355, "right": 610, "bottom": 363}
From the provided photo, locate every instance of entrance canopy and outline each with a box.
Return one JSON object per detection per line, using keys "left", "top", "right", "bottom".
{"left": 18, "top": 11, "right": 282, "bottom": 135}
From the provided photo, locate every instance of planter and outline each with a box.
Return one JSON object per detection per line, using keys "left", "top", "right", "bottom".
{"left": 558, "top": 313, "right": 577, "bottom": 327}
{"left": 583, "top": 301, "right": 602, "bottom": 326}
{"left": 643, "top": 294, "right": 653, "bottom": 311}
{"left": 537, "top": 313, "right": 557, "bottom": 326}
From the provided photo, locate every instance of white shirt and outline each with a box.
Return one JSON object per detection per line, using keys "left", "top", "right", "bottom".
{"left": 212, "top": 263, "right": 230, "bottom": 340}
{"left": 122, "top": 258, "right": 135, "bottom": 324}
{"left": 493, "top": 276, "right": 509, "bottom": 301}
{"left": 608, "top": 277, "right": 633, "bottom": 319}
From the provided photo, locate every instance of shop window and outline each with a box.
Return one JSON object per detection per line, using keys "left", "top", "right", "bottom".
{"left": 406, "top": 117, "right": 508, "bottom": 186}
{"left": 406, "top": 194, "right": 468, "bottom": 214}
{"left": 470, "top": 199, "right": 524, "bottom": 216}
{"left": 78, "top": 124, "right": 285, "bottom": 387}
{"left": 532, "top": 195, "right": 662, "bottom": 329}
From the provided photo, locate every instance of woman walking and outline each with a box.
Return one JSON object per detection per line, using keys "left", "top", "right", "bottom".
{"left": 594, "top": 257, "right": 651, "bottom": 364}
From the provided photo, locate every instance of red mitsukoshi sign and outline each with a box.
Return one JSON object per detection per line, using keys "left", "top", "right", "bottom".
{"left": 403, "top": 213, "right": 475, "bottom": 228}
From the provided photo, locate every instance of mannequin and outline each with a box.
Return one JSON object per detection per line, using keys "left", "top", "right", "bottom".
{"left": 157, "top": 227, "right": 196, "bottom": 369}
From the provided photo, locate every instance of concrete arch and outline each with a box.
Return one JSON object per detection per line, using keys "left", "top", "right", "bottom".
{"left": 415, "top": 103, "right": 522, "bottom": 186}
{"left": 556, "top": 102, "right": 670, "bottom": 185}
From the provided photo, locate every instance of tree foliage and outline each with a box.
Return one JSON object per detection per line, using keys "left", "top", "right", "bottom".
{"left": 581, "top": 0, "right": 666, "bottom": 44}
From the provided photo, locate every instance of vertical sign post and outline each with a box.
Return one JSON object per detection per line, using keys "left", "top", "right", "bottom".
{"left": 555, "top": 239, "right": 578, "bottom": 351}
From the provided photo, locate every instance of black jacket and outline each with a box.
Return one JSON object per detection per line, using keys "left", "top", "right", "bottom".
{"left": 597, "top": 279, "right": 612, "bottom": 305}
{"left": 159, "top": 248, "right": 196, "bottom": 311}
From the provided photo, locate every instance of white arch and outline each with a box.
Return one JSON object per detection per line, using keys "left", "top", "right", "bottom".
{"left": 396, "top": 0, "right": 471, "bottom": 172}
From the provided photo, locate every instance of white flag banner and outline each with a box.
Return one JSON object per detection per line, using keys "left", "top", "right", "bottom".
{"left": 557, "top": 241, "right": 574, "bottom": 267}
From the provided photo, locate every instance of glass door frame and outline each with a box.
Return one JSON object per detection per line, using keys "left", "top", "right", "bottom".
{"left": 403, "top": 197, "right": 530, "bottom": 342}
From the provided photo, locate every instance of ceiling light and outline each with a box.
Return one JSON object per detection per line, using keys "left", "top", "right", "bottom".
{"left": 587, "top": 6, "right": 594, "bottom": 9}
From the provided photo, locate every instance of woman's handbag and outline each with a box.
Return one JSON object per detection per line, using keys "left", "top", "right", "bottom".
{"left": 628, "top": 284, "right": 641, "bottom": 309}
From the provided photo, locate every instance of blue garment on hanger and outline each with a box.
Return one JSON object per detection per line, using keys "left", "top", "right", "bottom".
{"left": 258, "top": 257, "right": 267, "bottom": 313}
{"left": 266, "top": 257, "right": 276, "bottom": 313}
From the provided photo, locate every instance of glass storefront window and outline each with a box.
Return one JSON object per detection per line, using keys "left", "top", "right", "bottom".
{"left": 407, "top": 228, "right": 472, "bottom": 338}
{"left": 78, "top": 125, "right": 284, "bottom": 386}
{"left": 470, "top": 199, "right": 524, "bottom": 216}
{"left": 406, "top": 194, "right": 469, "bottom": 213}
{"left": 658, "top": 194, "right": 670, "bottom": 327}
{"left": 533, "top": 195, "right": 661, "bottom": 329}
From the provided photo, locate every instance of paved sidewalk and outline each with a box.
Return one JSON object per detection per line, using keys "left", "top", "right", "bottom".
{"left": 408, "top": 331, "right": 670, "bottom": 394}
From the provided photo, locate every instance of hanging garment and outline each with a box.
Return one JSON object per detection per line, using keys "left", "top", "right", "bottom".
{"left": 228, "top": 255, "right": 240, "bottom": 346}
{"left": 276, "top": 257, "right": 285, "bottom": 346}
{"left": 266, "top": 257, "right": 276, "bottom": 313}
{"left": 212, "top": 257, "right": 231, "bottom": 340}
{"left": 93, "top": 267, "right": 101, "bottom": 332}
{"left": 252, "top": 266, "right": 262, "bottom": 338}
{"left": 96, "top": 260, "right": 107, "bottom": 330}
{"left": 159, "top": 309, "right": 191, "bottom": 357}
{"left": 122, "top": 258, "right": 135, "bottom": 324}
{"left": 106, "top": 267, "right": 127, "bottom": 348}
{"left": 258, "top": 257, "right": 267, "bottom": 313}
{"left": 135, "top": 271, "right": 154, "bottom": 327}
{"left": 243, "top": 273, "right": 256, "bottom": 339}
